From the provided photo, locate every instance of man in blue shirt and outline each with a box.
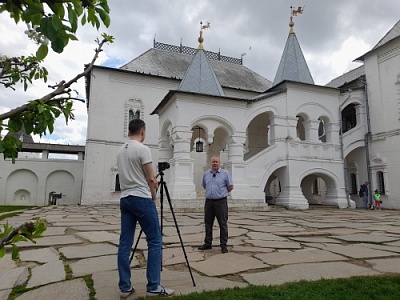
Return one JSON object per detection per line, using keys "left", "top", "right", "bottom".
{"left": 198, "top": 156, "right": 234, "bottom": 253}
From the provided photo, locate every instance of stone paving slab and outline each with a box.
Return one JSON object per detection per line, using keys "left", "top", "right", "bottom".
{"left": 70, "top": 224, "right": 120, "bottom": 231}
{"left": 190, "top": 252, "right": 268, "bottom": 276}
{"left": 74, "top": 231, "right": 120, "bottom": 243}
{"left": 245, "top": 239, "right": 302, "bottom": 249}
{"left": 59, "top": 243, "right": 118, "bottom": 259}
{"left": 19, "top": 247, "right": 60, "bottom": 263}
{"left": 0, "top": 266, "right": 29, "bottom": 290}
{"left": 0, "top": 253, "right": 18, "bottom": 270}
{"left": 241, "top": 261, "right": 382, "bottom": 286}
{"left": 0, "top": 289, "right": 12, "bottom": 300}
{"left": 17, "top": 235, "right": 83, "bottom": 247}
{"left": 69, "top": 254, "right": 125, "bottom": 277}
{"left": 247, "top": 232, "right": 289, "bottom": 241}
{"left": 254, "top": 249, "right": 348, "bottom": 265}
{"left": 41, "top": 226, "right": 67, "bottom": 236}
{"left": 330, "top": 233, "right": 400, "bottom": 243}
{"left": 357, "top": 243, "right": 400, "bottom": 253}
{"left": 232, "top": 245, "right": 274, "bottom": 253}
{"left": 27, "top": 260, "right": 65, "bottom": 288}
{"left": 289, "top": 236, "right": 342, "bottom": 244}
{"left": 366, "top": 257, "right": 400, "bottom": 273}
{"left": 320, "top": 244, "right": 398, "bottom": 259}
{"left": 15, "top": 278, "right": 89, "bottom": 300}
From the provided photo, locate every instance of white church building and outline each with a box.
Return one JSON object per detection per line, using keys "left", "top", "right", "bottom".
{"left": 1, "top": 18, "right": 400, "bottom": 210}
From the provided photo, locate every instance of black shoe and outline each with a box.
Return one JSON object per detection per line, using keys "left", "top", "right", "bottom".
{"left": 221, "top": 246, "right": 228, "bottom": 254}
{"left": 198, "top": 244, "right": 212, "bottom": 250}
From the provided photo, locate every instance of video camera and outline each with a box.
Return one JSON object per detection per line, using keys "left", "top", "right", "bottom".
{"left": 158, "top": 162, "right": 170, "bottom": 172}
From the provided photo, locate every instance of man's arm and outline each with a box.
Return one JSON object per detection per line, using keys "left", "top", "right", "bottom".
{"left": 143, "top": 163, "right": 158, "bottom": 201}
{"left": 227, "top": 185, "right": 234, "bottom": 193}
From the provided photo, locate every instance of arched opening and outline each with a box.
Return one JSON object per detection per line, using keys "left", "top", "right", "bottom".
{"left": 318, "top": 118, "right": 326, "bottom": 143}
{"left": 245, "top": 112, "right": 271, "bottom": 159}
{"left": 341, "top": 104, "right": 357, "bottom": 134}
{"left": 296, "top": 115, "right": 306, "bottom": 141}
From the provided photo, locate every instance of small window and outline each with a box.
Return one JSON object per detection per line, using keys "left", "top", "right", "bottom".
{"left": 318, "top": 118, "right": 326, "bottom": 143}
{"left": 377, "top": 171, "right": 385, "bottom": 194}
{"left": 313, "top": 178, "right": 319, "bottom": 194}
{"left": 129, "top": 109, "right": 140, "bottom": 121}
{"left": 115, "top": 174, "right": 121, "bottom": 192}
{"left": 350, "top": 173, "right": 357, "bottom": 194}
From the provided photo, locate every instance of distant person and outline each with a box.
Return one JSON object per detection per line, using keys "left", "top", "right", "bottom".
{"left": 117, "top": 119, "right": 174, "bottom": 298}
{"left": 198, "top": 156, "right": 234, "bottom": 254}
{"left": 373, "top": 189, "right": 382, "bottom": 210}
{"left": 359, "top": 182, "right": 369, "bottom": 209}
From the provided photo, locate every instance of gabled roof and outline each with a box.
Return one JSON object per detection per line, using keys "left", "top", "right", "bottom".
{"left": 355, "top": 20, "right": 400, "bottom": 61}
{"left": 178, "top": 49, "right": 224, "bottom": 96}
{"left": 272, "top": 32, "right": 314, "bottom": 87}
{"left": 120, "top": 47, "right": 272, "bottom": 93}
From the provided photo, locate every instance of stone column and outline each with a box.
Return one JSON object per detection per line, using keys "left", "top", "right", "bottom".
{"left": 168, "top": 127, "right": 196, "bottom": 200}
{"left": 276, "top": 184, "right": 309, "bottom": 209}
{"left": 224, "top": 134, "right": 251, "bottom": 201}
{"left": 269, "top": 115, "right": 287, "bottom": 144}
{"left": 325, "top": 122, "right": 340, "bottom": 144}
{"left": 303, "top": 120, "right": 320, "bottom": 142}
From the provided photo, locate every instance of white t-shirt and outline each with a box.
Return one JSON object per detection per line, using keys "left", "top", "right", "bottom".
{"left": 116, "top": 140, "right": 153, "bottom": 198}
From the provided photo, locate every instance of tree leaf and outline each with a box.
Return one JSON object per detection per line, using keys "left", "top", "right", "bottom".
{"left": 11, "top": 244, "right": 20, "bottom": 260}
{"left": 36, "top": 44, "right": 48, "bottom": 60}
{"left": 0, "top": 246, "right": 6, "bottom": 258}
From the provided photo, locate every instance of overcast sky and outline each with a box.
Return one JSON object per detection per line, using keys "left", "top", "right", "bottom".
{"left": 1, "top": 0, "right": 399, "bottom": 146}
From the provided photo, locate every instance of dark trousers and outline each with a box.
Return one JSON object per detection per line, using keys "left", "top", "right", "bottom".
{"left": 204, "top": 197, "right": 228, "bottom": 247}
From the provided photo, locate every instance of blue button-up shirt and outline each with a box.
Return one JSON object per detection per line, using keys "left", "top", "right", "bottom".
{"left": 202, "top": 168, "right": 233, "bottom": 199}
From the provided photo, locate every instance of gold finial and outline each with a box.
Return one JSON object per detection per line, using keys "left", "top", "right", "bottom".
{"left": 289, "top": 6, "right": 304, "bottom": 33}
{"left": 198, "top": 21, "right": 211, "bottom": 50}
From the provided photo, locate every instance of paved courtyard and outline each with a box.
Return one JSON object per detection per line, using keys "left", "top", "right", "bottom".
{"left": 1, "top": 205, "right": 400, "bottom": 299}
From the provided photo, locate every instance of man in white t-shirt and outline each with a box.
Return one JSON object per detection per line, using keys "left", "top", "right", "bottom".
{"left": 117, "top": 119, "right": 174, "bottom": 298}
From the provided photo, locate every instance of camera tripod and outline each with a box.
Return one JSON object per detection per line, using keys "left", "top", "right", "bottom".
{"left": 129, "top": 170, "right": 196, "bottom": 286}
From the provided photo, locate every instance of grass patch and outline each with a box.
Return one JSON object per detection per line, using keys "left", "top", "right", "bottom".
{"left": 83, "top": 275, "right": 96, "bottom": 300}
{"left": 0, "top": 206, "right": 36, "bottom": 212}
{"left": 0, "top": 211, "right": 21, "bottom": 221}
{"left": 134, "top": 274, "right": 400, "bottom": 300}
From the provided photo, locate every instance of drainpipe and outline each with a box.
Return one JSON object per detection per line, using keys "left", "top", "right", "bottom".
{"left": 339, "top": 89, "right": 352, "bottom": 208}
{"left": 363, "top": 77, "right": 373, "bottom": 206}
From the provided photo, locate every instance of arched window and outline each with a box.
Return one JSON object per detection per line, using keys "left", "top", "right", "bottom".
{"left": 350, "top": 173, "right": 357, "bottom": 194}
{"left": 377, "top": 171, "right": 385, "bottom": 194}
{"left": 115, "top": 174, "right": 121, "bottom": 192}
{"left": 125, "top": 99, "right": 144, "bottom": 136}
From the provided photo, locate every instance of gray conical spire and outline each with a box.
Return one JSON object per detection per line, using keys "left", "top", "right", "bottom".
{"left": 272, "top": 17, "right": 314, "bottom": 87}
{"left": 178, "top": 23, "right": 225, "bottom": 96}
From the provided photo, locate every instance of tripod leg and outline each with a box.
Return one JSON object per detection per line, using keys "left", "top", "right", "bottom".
{"left": 162, "top": 181, "right": 196, "bottom": 287}
{"left": 130, "top": 229, "right": 143, "bottom": 264}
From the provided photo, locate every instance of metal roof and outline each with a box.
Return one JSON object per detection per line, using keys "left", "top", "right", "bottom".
{"left": 178, "top": 49, "right": 224, "bottom": 96}
{"left": 120, "top": 48, "right": 272, "bottom": 93}
{"left": 272, "top": 32, "right": 314, "bottom": 87}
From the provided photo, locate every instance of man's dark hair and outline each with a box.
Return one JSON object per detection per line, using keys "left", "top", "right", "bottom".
{"left": 128, "top": 119, "right": 146, "bottom": 136}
